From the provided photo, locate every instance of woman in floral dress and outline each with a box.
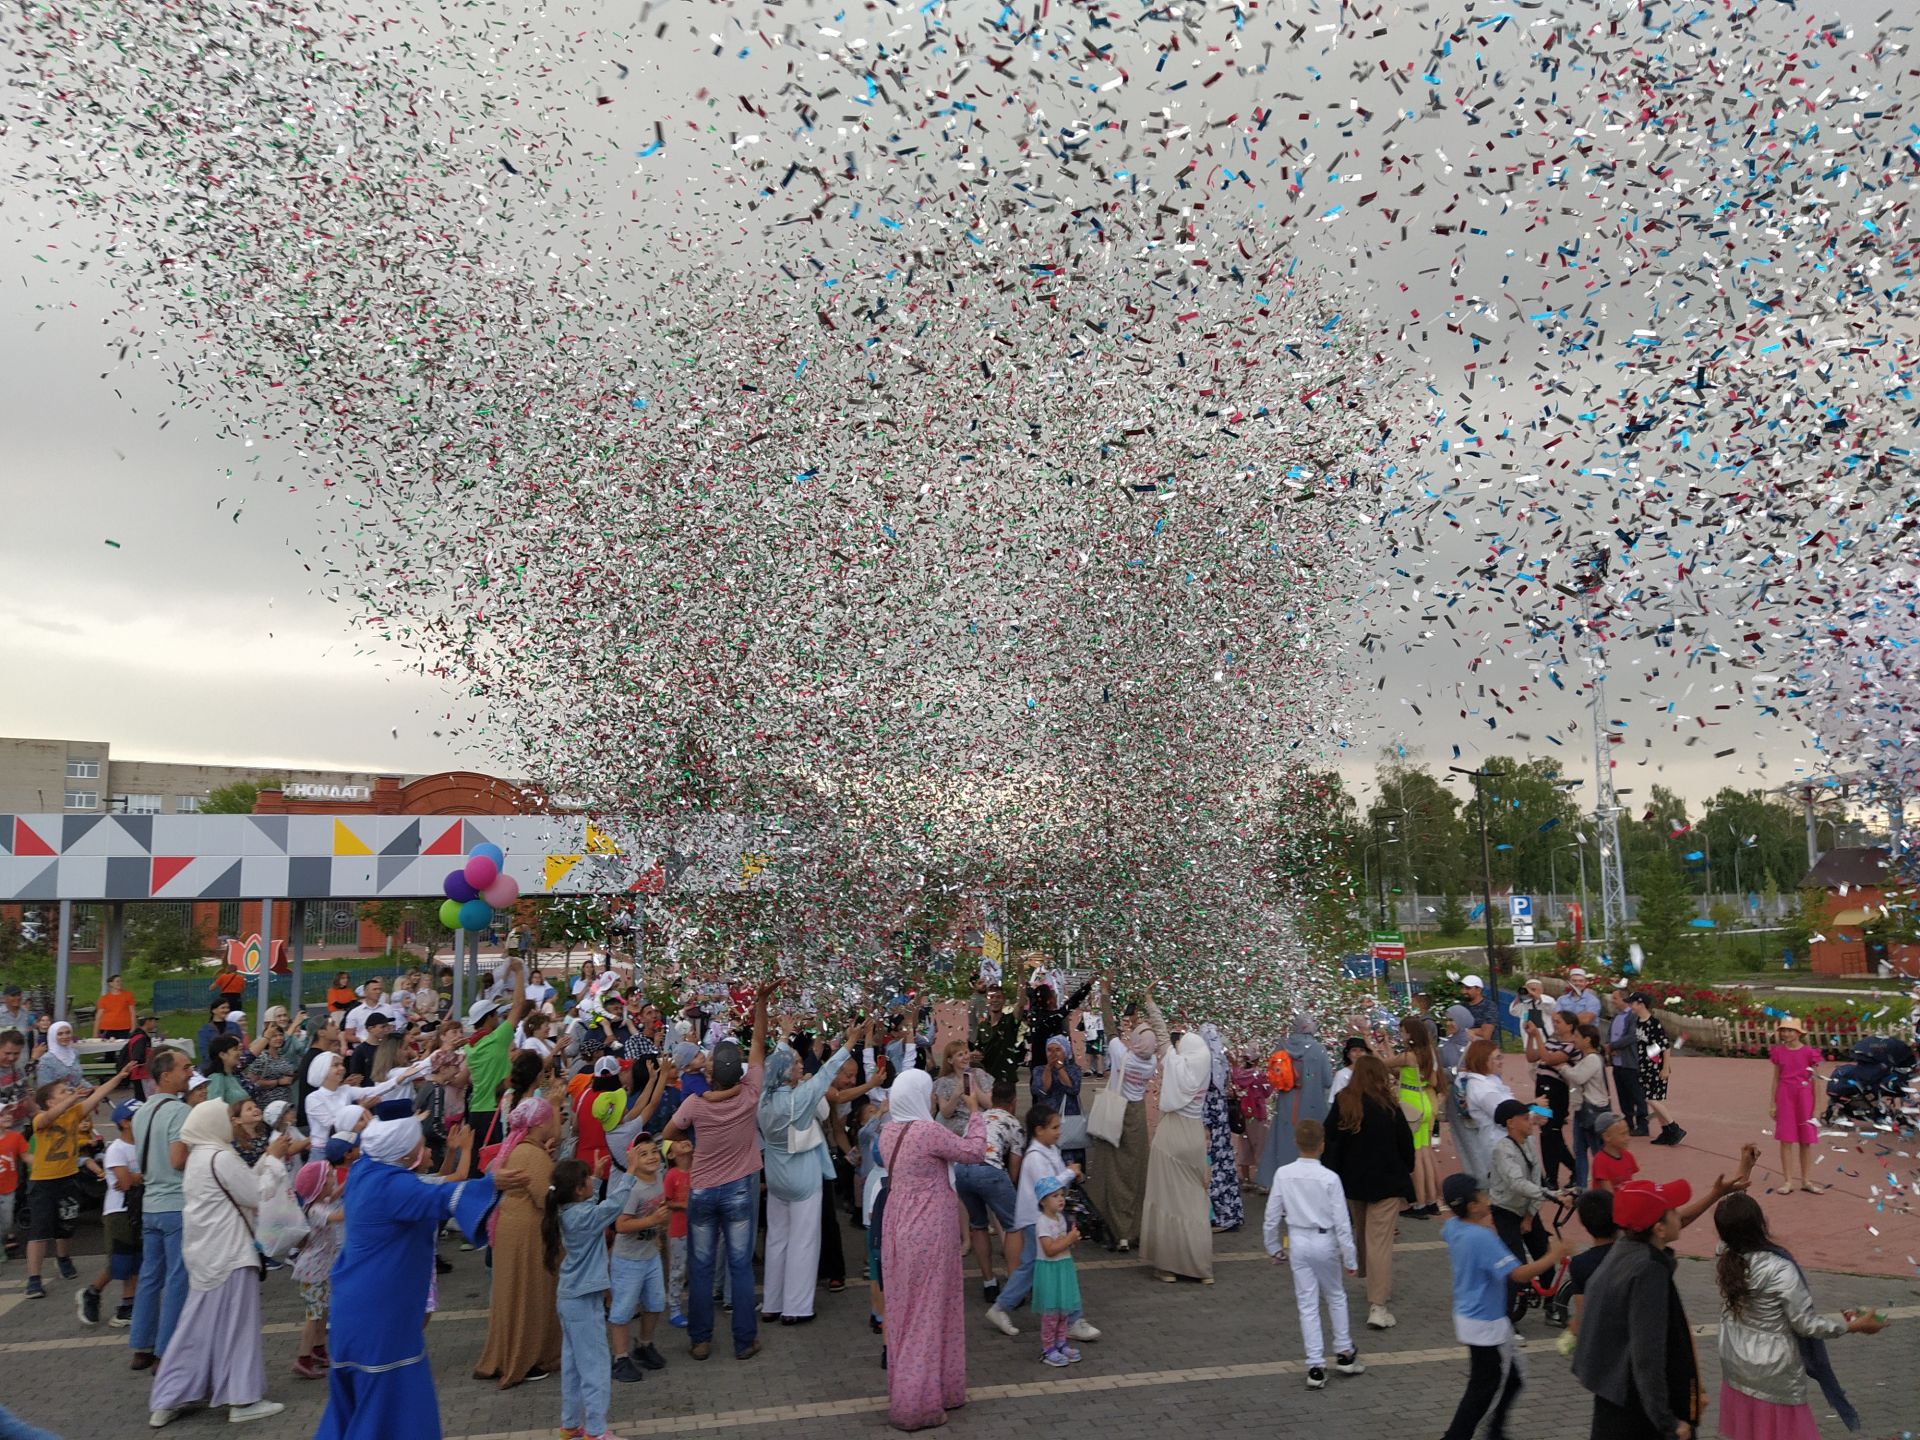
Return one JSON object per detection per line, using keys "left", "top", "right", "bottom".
{"left": 1198, "top": 1024, "right": 1243, "bottom": 1231}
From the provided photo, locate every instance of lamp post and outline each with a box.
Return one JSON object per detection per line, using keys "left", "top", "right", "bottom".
{"left": 1557, "top": 841, "right": 1590, "bottom": 943}
{"left": 1364, "top": 834, "right": 1402, "bottom": 930}
{"left": 1449, "top": 766, "right": 1500, "bottom": 988}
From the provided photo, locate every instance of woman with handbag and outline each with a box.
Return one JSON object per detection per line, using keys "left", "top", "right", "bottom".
{"left": 146, "top": 1101, "right": 293, "bottom": 1428}
{"left": 1139, "top": 994, "right": 1216, "bottom": 1283}
{"left": 1084, "top": 991, "right": 1156, "bottom": 1252}
{"left": 1029, "top": 1036, "right": 1085, "bottom": 1166}
{"left": 756, "top": 1024, "right": 856, "bottom": 1324}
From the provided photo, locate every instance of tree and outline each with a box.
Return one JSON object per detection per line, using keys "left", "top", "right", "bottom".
{"left": 200, "top": 777, "right": 282, "bottom": 815}
{"left": 545, "top": 896, "right": 610, "bottom": 961}
{"left": 1436, "top": 890, "right": 1468, "bottom": 939}
{"left": 1779, "top": 887, "right": 1828, "bottom": 963}
{"left": 1365, "top": 758, "right": 1470, "bottom": 908}
{"left": 1479, "top": 756, "right": 1583, "bottom": 896}
{"left": 408, "top": 900, "right": 455, "bottom": 963}
{"left": 357, "top": 900, "right": 410, "bottom": 954}
{"left": 124, "top": 906, "right": 211, "bottom": 973}
{"left": 1634, "top": 855, "right": 1695, "bottom": 960}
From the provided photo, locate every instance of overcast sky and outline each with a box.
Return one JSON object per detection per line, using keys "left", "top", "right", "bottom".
{"left": 0, "top": 0, "right": 1851, "bottom": 812}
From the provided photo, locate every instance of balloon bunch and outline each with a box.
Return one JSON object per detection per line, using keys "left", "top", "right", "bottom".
{"left": 436, "top": 843, "right": 520, "bottom": 932}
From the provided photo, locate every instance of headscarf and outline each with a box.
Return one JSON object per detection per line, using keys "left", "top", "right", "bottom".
{"left": 1289, "top": 1013, "right": 1319, "bottom": 1038}
{"left": 764, "top": 1044, "right": 801, "bottom": 1092}
{"left": 46, "top": 1022, "right": 79, "bottom": 1070}
{"left": 1126, "top": 1025, "right": 1157, "bottom": 1059}
{"left": 179, "top": 1098, "right": 235, "bottom": 1149}
{"left": 362, "top": 1113, "right": 423, "bottom": 1166}
{"left": 1199, "top": 1023, "right": 1229, "bottom": 1091}
{"left": 489, "top": 1094, "right": 555, "bottom": 1173}
{"left": 888, "top": 1068, "right": 936, "bottom": 1126}
{"left": 1158, "top": 1031, "right": 1214, "bottom": 1113}
{"left": 306, "top": 1052, "right": 338, "bottom": 1089}
{"left": 1044, "top": 1034, "right": 1071, "bottom": 1060}
{"left": 292, "top": 1159, "right": 332, "bottom": 1206}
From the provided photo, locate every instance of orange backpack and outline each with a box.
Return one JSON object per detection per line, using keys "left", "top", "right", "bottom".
{"left": 1267, "top": 1048, "right": 1298, "bottom": 1093}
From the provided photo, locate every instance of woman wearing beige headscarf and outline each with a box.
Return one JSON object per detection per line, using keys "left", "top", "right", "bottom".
{"left": 473, "top": 1094, "right": 564, "bottom": 1388}
{"left": 1138, "top": 993, "right": 1215, "bottom": 1283}
{"left": 147, "top": 1100, "right": 294, "bottom": 1428}
{"left": 1083, "top": 987, "right": 1157, "bottom": 1254}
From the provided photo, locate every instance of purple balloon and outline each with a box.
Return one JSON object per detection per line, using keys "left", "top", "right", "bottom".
{"left": 443, "top": 868, "right": 478, "bottom": 904}
{"left": 463, "top": 853, "right": 499, "bottom": 890}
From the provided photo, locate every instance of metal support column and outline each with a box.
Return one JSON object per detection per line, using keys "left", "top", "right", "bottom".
{"left": 290, "top": 900, "right": 307, "bottom": 1015}
{"left": 103, "top": 902, "right": 126, "bottom": 988}
{"left": 54, "top": 899, "right": 73, "bottom": 1022}
{"left": 258, "top": 898, "right": 273, "bottom": 1025}
{"left": 451, "top": 928, "right": 466, "bottom": 1019}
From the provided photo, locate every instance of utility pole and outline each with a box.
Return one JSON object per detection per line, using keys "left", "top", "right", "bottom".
{"left": 1577, "top": 562, "right": 1630, "bottom": 956}
{"left": 1450, "top": 766, "right": 1499, "bottom": 987}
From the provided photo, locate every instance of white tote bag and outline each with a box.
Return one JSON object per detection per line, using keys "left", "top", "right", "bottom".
{"left": 1087, "top": 1086, "right": 1127, "bottom": 1147}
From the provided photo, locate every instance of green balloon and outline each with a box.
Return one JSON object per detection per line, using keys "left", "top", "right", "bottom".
{"left": 439, "top": 898, "right": 463, "bottom": 930}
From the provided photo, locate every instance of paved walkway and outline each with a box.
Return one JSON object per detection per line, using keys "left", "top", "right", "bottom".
{"left": 2, "top": 1209, "right": 1913, "bottom": 1440}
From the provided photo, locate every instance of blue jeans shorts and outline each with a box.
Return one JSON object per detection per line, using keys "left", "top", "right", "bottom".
{"left": 609, "top": 1251, "right": 666, "bottom": 1325}
{"left": 954, "top": 1163, "right": 1018, "bottom": 1232}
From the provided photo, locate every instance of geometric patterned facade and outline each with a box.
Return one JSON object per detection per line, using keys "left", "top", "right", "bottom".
{"left": 0, "top": 813, "right": 773, "bottom": 901}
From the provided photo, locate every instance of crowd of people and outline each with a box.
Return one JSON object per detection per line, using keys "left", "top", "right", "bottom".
{"left": 0, "top": 955, "right": 1896, "bottom": 1440}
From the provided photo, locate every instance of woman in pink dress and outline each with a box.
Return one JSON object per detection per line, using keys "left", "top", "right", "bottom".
{"left": 1767, "top": 1017, "right": 1824, "bottom": 1194}
{"left": 879, "top": 1068, "right": 990, "bottom": 1431}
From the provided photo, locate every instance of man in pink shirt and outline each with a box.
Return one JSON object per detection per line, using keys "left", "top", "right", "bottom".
{"left": 663, "top": 977, "right": 778, "bottom": 1361}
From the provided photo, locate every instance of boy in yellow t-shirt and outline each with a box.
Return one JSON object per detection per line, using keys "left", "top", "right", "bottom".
{"left": 26, "top": 1065, "right": 131, "bottom": 1300}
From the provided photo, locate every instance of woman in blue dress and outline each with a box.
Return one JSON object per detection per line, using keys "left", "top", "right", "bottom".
{"left": 314, "top": 1105, "right": 511, "bottom": 1440}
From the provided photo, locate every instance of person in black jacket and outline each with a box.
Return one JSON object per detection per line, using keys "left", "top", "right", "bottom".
{"left": 1022, "top": 961, "right": 1093, "bottom": 1069}
{"left": 1572, "top": 1178, "right": 1702, "bottom": 1440}
{"left": 1321, "top": 1054, "right": 1416, "bottom": 1331}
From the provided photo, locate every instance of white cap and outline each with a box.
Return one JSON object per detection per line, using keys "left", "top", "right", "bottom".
{"left": 1567, "top": 967, "right": 1589, "bottom": 980}
{"left": 593, "top": 1055, "right": 623, "bottom": 1077}
{"left": 187, "top": 1071, "right": 208, "bottom": 1091}
{"left": 1460, "top": 975, "right": 1485, "bottom": 990}
{"left": 466, "top": 996, "right": 503, "bottom": 1027}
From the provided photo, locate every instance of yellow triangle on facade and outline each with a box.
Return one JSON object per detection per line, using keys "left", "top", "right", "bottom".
{"left": 333, "top": 819, "right": 373, "bottom": 857}
{"left": 545, "top": 854, "right": 582, "bottom": 889}
{"left": 584, "top": 824, "right": 618, "bottom": 855}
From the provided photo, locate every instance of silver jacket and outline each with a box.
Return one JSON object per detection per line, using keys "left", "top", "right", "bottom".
{"left": 1716, "top": 1251, "right": 1848, "bottom": 1405}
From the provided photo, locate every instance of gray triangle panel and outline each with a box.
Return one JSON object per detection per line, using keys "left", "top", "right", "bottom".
{"left": 64, "top": 814, "right": 105, "bottom": 849}
{"left": 289, "top": 856, "right": 334, "bottom": 898}
{"left": 114, "top": 814, "right": 154, "bottom": 853}
{"left": 248, "top": 815, "right": 290, "bottom": 853}
{"left": 0, "top": 815, "right": 11, "bottom": 854}
{"left": 8, "top": 860, "right": 57, "bottom": 900}
{"left": 377, "top": 854, "right": 414, "bottom": 892}
{"left": 199, "top": 859, "right": 244, "bottom": 899}
{"left": 462, "top": 821, "right": 495, "bottom": 852}
{"left": 381, "top": 820, "right": 421, "bottom": 857}
{"left": 105, "top": 855, "right": 149, "bottom": 899}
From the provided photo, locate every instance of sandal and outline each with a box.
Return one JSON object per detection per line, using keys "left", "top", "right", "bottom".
{"left": 826, "top": 1280, "right": 847, "bottom": 1293}
{"left": 1801, "top": 1181, "right": 1826, "bottom": 1194}
{"left": 1777, "top": 1182, "right": 1799, "bottom": 1194}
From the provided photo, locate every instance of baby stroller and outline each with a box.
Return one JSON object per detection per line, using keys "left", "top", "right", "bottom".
{"left": 1822, "top": 1035, "right": 1917, "bottom": 1129}
{"left": 1064, "top": 1184, "right": 1114, "bottom": 1251}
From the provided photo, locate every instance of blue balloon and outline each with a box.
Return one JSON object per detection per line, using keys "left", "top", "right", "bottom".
{"left": 470, "top": 842, "right": 506, "bottom": 870}
{"left": 457, "top": 898, "right": 493, "bottom": 931}
{"left": 444, "top": 869, "right": 478, "bottom": 904}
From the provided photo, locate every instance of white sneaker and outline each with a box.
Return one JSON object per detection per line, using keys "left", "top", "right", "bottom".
{"left": 1067, "top": 1318, "right": 1101, "bottom": 1342}
{"left": 149, "top": 1411, "right": 180, "bottom": 1430}
{"left": 1366, "top": 1305, "right": 1395, "bottom": 1330}
{"left": 228, "top": 1401, "right": 285, "bottom": 1425}
{"left": 1334, "top": 1351, "right": 1366, "bottom": 1375}
{"left": 984, "top": 1305, "right": 1020, "bottom": 1337}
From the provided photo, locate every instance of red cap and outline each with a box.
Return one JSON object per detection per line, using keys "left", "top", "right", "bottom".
{"left": 1611, "top": 1178, "right": 1692, "bottom": 1230}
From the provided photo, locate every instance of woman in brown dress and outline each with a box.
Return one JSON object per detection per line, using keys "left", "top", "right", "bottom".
{"left": 473, "top": 1094, "right": 564, "bottom": 1387}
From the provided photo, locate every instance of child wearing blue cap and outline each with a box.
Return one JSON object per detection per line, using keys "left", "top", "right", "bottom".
{"left": 79, "top": 1099, "right": 144, "bottom": 1326}
{"left": 1031, "top": 1173, "right": 1083, "bottom": 1367}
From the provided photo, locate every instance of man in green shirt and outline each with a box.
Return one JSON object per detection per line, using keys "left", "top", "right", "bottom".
{"left": 464, "top": 957, "right": 529, "bottom": 1169}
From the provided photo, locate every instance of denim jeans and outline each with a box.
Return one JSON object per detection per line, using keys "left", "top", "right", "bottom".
{"left": 954, "top": 1164, "right": 1018, "bottom": 1231}
{"left": 688, "top": 1175, "right": 758, "bottom": 1353}
{"left": 997, "top": 1223, "right": 1038, "bottom": 1311}
{"left": 557, "top": 1292, "right": 611, "bottom": 1436}
{"left": 1570, "top": 1113, "right": 1596, "bottom": 1190}
{"left": 129, "top": 1210, "right": 187, "bottom": 1356}
{"left": 1611, "top": 1067, "right": 1648, "bottom": 1132}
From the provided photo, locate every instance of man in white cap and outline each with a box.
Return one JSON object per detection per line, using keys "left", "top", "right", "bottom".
{"left": 1459, "top": 977, "right": 1499, "bottom": 1042}
{"left": 1555, "top": 968, "right": 1601, "bottom": 1024}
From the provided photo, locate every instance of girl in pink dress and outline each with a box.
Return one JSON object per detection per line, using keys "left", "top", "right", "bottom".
{"left": 1767, "top": 1018, "right": 1824, "bottom": 1194}
{"left": 878, "top": 1069, "right": 990, "bottom": 1431}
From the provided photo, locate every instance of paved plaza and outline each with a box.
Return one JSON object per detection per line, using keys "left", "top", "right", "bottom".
{"left": 2, "top": 1211, "right": 1913, "bottom": 1440}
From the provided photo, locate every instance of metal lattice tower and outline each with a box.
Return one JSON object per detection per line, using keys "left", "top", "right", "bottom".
{"left": 1580, "top": 572, "right": 1630, "bottom": 956}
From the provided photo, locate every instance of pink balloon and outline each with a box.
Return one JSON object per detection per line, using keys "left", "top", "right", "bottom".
{"left": 482, "top": 873, "right": 520, "bottom": 909}
{"left": 463, "top": 853, "right": 499, "bottom": 889}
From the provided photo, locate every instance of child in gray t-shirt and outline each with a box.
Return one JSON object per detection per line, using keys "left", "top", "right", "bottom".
{"left": 607, "top": 1137, "right": 671, "bottom": 1381}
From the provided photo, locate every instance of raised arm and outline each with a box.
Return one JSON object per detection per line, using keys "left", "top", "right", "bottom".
{"left": 1142, "top": 993, "right": 1172, "bottom": 1056}
{"left": 748, "top": 978, "right": 779, "bottom": 1070}
{"left": 504, "top": 958, "right": 531, "bottom": 1034}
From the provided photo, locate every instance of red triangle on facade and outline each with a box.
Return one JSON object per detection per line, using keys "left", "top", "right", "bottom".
{"left": 422, "top": 821, "right": 465, "bottom": 856}
{"left": 151, "top": 856, "right": 194, "bottom": 892}
{"left": 13, "top": 820, "right": 55, "bottom": 857}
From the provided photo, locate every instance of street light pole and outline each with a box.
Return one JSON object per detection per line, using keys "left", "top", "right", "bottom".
{"left": 1450, "top": 766, "right": 1500, "bottom": 988}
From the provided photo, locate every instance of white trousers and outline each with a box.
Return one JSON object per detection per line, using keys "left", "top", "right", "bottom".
{"left": 763, "top": 1190, "right": 822, "bottom": 1319}
{"left": 1287, "top": 1232, "right": 1352, "bottom": 1367}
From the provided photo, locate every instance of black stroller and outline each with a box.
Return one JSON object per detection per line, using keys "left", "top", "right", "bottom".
{"left": 1823, "top": 1035, "right": 1917, "bottom": 1128}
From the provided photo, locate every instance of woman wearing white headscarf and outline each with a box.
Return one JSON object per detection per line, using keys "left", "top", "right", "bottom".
{"left": 756, "top": 1025, "right": 855, "bottom": 1323}
{"left": 34, "top": 1021, "right": 84, "bottom": 1090}
{"left": 1138, "top": 994, "right": 1215, "bottom": 1283}
{"left": 1084, "top": 989, "right": 1157, "bottom": 1252}
{"left": 303, "top": 1051, "right": 428, "bottom": 1151}
{"left": 147, "top": 1101, "right": 293, "bottom": 1428}
{"left": 1197, "top": 1023, "right": 1244, "bottom": 1232}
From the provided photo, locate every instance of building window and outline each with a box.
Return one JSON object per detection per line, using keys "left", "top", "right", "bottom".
{"left": 112, "top": 794, "right": 162, "bottom": 816}
{"left": 63, "top": 790, "right": 97, "bottom": 810}
{"left": 175, "top": 795, "right": 202, "bottom": 813}
{"left": 65, "top": 760, "right": 100, "bottom": 779}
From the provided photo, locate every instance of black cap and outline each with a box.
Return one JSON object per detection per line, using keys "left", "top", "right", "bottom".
{"left": 365, "top": 1011, "right": 393, "bottom": 1028}
{"left": 1493, "top": 1099, "right": 1533, "bottom": 1125}
{"left": 1442, "top": 1172, "right": 1483, "bottom": 1214}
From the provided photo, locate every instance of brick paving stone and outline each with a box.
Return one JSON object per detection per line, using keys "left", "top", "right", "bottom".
{"left": 1, "top": 1211, "right": 1913, "bottom": 1440}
